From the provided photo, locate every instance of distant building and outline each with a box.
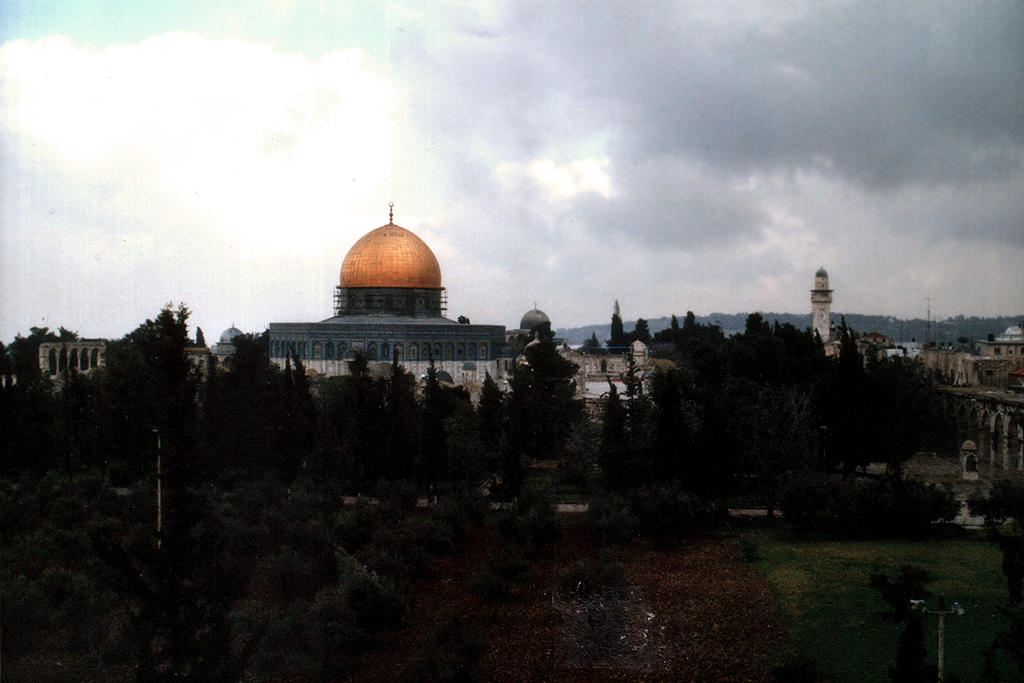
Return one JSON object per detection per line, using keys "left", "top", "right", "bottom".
{"left": 39, "top": 340, "right": 107, "bottom": 378}
{"left": 810, "top": 267, "right": 840, "bottom": 356}
{"left": 978, "top": 323, "right": 1024, "bottom": 358}
{"left": 211, "top": 326, "right": 243, "bottom": 363}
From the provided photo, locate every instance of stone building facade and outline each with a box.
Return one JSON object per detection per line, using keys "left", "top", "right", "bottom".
{"left": 39, "top": 340, "right": 107, "bottom": 377}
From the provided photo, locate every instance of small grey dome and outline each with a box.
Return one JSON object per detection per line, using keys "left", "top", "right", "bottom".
{"left": 519, "top": 308, "right": 550, "bottom": 331}
{"left": 815, "top": 267, "right": 828, "bottom": 278}
{"left": 219, "top": 326, "right": 243, "bottom": 344}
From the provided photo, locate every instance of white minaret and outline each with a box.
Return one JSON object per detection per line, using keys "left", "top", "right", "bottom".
{"left": 811, "top": 267, "right": 833, "bottom": 342}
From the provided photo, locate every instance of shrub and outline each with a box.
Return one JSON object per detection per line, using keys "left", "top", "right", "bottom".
{"left": 375, "top": 478, "right": 420, "bottom": 518}
{"left": 629, "top": 482, "right": 726, "bottom": 544}
{"left": 471, "top": 545, "right": 531, "bottom": 604}
{"left": 969, "top": 480, "right": 1024, "bottom": 523}
{"left": 402, "top": 611, "right": 484, "bottom": 682}
{"left": 432, "top": 487, "right": 487, "bottom": 543}
{"left": 585, "top": 493, "right": 639, "bottom": 547}
{"left": 778, "top": 474, "right": 958, "bottom": 538}
{"left": 335, "top": 502, "right": 383, "bottom": 553}
{"left": 405, "top": 515, "right": 456, "bottom": 557}
{"left": 498, "top": 490, "right": 562, "bottom": 554}
{"left": 343, "top": 571, "right": 407, "bottom": 633}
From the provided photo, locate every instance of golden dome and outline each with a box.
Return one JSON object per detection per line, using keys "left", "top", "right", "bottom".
{"left": 340, "top": 222, "right": 442, "bottom": 289}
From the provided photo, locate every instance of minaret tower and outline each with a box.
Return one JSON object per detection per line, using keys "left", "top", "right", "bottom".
{"left": 811, "top": 267, "right": 833, "bottom": 342}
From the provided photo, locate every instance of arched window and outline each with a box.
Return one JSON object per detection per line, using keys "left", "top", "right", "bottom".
{"left": 70, "top": 348, "right": 79, "bottom": 371}
{"left": 91, "top": 348, "right": 99, "bottom": 367}
{"left": 409, "top": 344, "right": 417, "bottom": 360}
{"left": 325, "top": 342, "right": 333, "bottom": 359}
{"left": 467, "top": 343, "right": 476, "bottom": 360}
{"left": 48, "top": 349, "right": 57, "bottom": 375}
{"left": 59, "top": 348, "right": 67, "bottom": 372}
{"left": 444, "top": 343, "right": 454, "bottom": 361}
{"left": 80, "top": 348, "right": 89, "bottom": 370}
{"left": 313, "top": 342, "right": 322, "bottom": 359}
{"left": 367, "top": 342, "right": 377, "bottom": 359}
{"left": 393, "top": 343, "right": 403, "bottom": 360}
{"left": 456, "top": 344, "right": 464, "bottom": 360}
{"left": 479, "top": 343, "right": 488, "bottom": 359}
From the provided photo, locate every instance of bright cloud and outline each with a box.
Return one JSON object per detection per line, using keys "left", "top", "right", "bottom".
{"left": 1, "top": 33, "right": 396, "bottom": 338}
{"left": 496, "top": 158, "right": 613, "bottom": 201}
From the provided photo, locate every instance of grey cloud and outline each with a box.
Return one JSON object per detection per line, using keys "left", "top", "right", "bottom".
{"left": 393, "top": 0, "right": 1023, "bottom": 261}
{"left": 405, "top": 2, "right": 1023, "bottom": 184}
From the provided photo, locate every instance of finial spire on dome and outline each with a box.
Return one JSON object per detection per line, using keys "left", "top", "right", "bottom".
{"left": 388, "top": 202, "right": 394, "bottom": 224}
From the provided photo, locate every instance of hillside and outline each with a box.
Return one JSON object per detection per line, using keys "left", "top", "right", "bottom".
{"left": 556, "top": 313, "right": 1023, "bottom": 347}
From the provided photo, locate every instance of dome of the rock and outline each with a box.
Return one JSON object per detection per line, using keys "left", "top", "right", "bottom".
{"left": 340, "top": 223, "right": 442, "bottom": 289}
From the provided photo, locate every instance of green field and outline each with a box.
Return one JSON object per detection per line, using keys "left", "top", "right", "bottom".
{"left": 743, "top": 527, "right": 1016, "bottom": 681}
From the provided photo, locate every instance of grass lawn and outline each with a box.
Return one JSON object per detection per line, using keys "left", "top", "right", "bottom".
{"left": 742, "top": 525, "right": 1015, "bottom": 681}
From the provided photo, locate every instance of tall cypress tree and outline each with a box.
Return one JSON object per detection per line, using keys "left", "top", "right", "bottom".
{"left": 609, "top": 300, "right": 625, "bottom": 351}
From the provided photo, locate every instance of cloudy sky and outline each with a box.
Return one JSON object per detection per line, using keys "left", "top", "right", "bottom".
{"left": 2, "top": 1, "right": 1022, "bottom": 342}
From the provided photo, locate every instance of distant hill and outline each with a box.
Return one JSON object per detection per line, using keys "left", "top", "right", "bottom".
{"left": 556, "top": 313, "right": 1024, "bottom": 347}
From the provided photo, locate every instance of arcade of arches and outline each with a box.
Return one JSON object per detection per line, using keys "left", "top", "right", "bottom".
{"left": 942, "top": 389, "right": 1024, "bottom": 472}
{"left": 38, "top": 341, "right": 107, "bottom": 377}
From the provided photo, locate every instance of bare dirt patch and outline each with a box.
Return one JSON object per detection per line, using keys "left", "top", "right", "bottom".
{"left": 352, "top": 526, "right": 781, "bottom": 681}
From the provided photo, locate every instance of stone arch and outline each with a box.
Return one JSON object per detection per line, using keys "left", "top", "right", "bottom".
{"left": 1008, "top": 413, "right": 1023, "bottom": 471}
{"left": 70, "top": 348, "right": 79, "bottom": 371}
{"left": 978, "top": 408, "right": 993, "bottom": 464}
{"left": 48, "top": 349, "right": 57, "bottom": 375}
{"left": 952, "top": 401, "right": 971, "bottom": 443}
{"left": 90, "top": 348, "right": 98, "bottom": 367}
{"left": 994, "top": 412, "right": 1007, "bottom": 468}
{"left": 80, "top": 348, "right": 89, "bottom": 370}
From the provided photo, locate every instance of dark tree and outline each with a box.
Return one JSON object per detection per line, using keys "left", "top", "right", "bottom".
{"left": 608, "top": 300, "right": 625, "bottom": 351}
{"left": 418, "top": 361, "right": 449, "bottom": 489}
{"left": 381, "top": 353, "right": 418, "bottom": 481}
{"left": 6, "top": 326, "right": 59, "bottom": 386}
{"left": 633, "top": 318, "right": 651, "bottom": 345}
{"left": 599, "top": 381, "right": 629, "bottom": 491}
{"left": 478, "top": 372, "right": 504, "bottom": 468}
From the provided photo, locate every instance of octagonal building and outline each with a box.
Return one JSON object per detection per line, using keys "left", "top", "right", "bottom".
{"left": 268, "top": 210, "right": 506, "bottom": 385}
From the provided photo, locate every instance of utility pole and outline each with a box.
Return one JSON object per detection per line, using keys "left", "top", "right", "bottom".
{"left": 910, "top": 596, "right": 964, "bottom": 682}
